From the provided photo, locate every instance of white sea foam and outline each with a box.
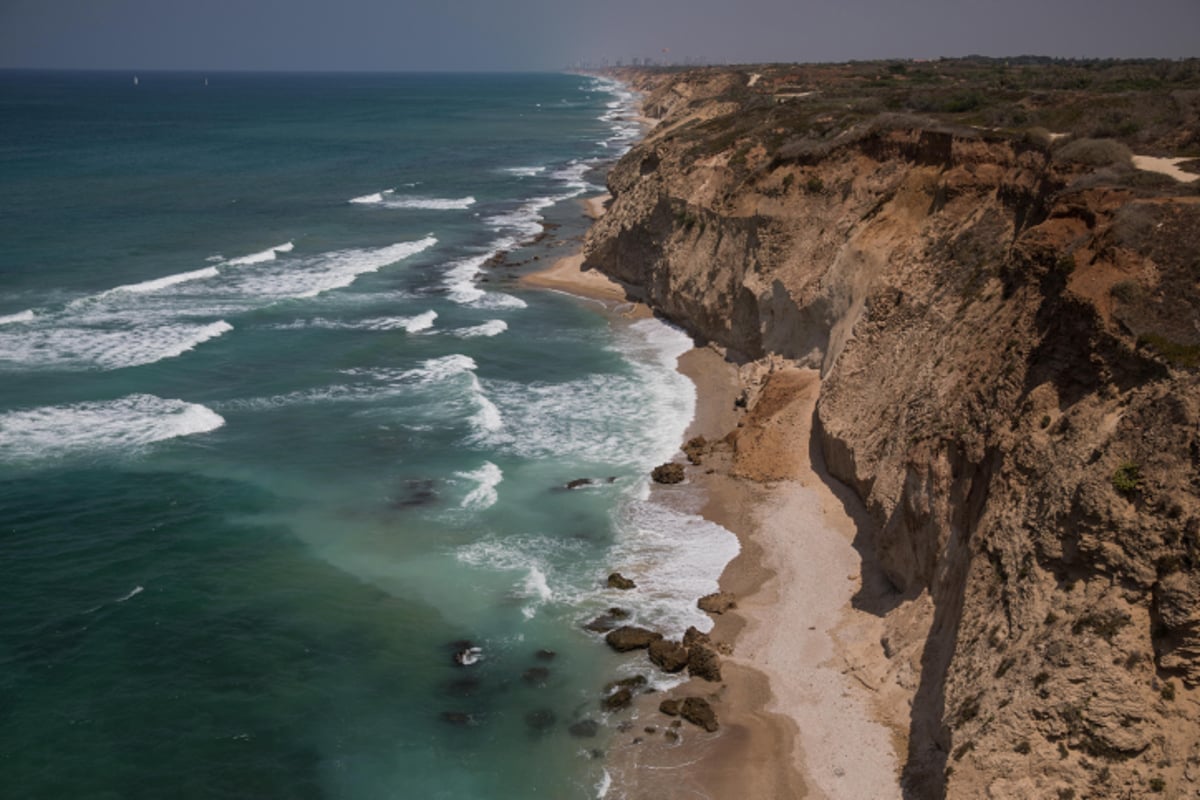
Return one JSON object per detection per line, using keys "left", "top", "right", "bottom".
{"left": 0, "top": 394, "right": 225, "bottom": 460}
{"left": 450, "top": 319, "right": 507, "bottom": 338}
{"left": 0, "top": 320, "right": 233, "bottom": 370}
{"left": 226, "top": 241, "right": 294, "bottom": 266}
{"left": 0, "top": 309, "right": 35, "bottom": 325}
{"left": 456, "top": 535, "right": 590, "bottom": 620}
{"left": 105, "top": 266, "right": 219, "bottom": 295}
{"left": 221, "top": 237, "right": 436, "bottom": 300}
{"left": 116, "top": 586, "right": 144, "bottom": 602}
{"left": 595, "top": 769, "right": 613, "bottom": 799}
{"left": 348, "top": 189, "right": 393, "bottom": 204}
{"left": 276, "top": 310, "right": 438, "bottom": 333}
{"left": 468, "top": 374, "right": 503, "bottom": 435}
{"left": 381, "top": 195, "right": 476, "bottom": 210}
{"left": 503, "top": 166, "right": 546, "bottom": 177}
{"left": 456, "top": 461, "right": 503, "bottom": 510}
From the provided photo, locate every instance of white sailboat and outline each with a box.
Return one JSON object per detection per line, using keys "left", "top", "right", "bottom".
{"left": 133, "top": 75, "right": 139, "bottom": 86}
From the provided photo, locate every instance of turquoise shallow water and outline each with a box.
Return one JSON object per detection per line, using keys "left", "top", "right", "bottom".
{"left": 0, "top": 71, "right": 737, "bottom": 799}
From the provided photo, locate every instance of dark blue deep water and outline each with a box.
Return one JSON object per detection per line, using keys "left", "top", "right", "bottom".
{"left": 0, "top": 71, "right": 736, "bottom": 799}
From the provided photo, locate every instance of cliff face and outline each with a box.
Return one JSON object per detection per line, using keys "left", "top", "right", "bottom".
{"left": 585, "top": 66, "right": 1200, "bottom": 798}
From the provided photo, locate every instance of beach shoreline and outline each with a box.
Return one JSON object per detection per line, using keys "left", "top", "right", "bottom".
{"left": 518, "top": 194, "right": 903, "bottom": 797}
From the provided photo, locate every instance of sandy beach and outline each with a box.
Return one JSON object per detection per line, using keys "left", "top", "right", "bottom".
{"left": 521, "top": 235, "right": 902, "bottom": 798}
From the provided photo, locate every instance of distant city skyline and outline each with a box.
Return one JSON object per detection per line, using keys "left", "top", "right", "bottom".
{"left": 2, "top": 0, "right": 1197, "bottom": 72}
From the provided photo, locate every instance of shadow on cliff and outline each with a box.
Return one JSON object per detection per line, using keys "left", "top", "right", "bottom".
{"left": 806, "top": 407, "right": 907, "bottom": 618}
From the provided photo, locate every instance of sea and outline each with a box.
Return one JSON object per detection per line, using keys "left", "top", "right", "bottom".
{"left": 0, "top": 71, "right": 738, "bottom": 799}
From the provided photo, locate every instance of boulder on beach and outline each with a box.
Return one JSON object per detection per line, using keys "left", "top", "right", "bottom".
{"left": 682, "top": 626, "right": 710, "bottom": 649}
{"left": 605, "top": 626, "right": 663, "bottom": 652}
{"left": 583, "top": 607, "right": 631, "bottom": 633}
{"left": 688, "top": 645, "right": 723, "bottom": 682}
{"left": 607, "top": 572, "right": 636, "bottom": 590}
{"left": 681, "top": 697, "right": 719, "bottom": 732}
{"left": 683, "top": 436, "right": 708, "bottom": 465}
{"left": 648, "top": 640, "right": 689, "bottom": 673}
{"left": 651, "top": 462, "right": 685, "bottom": 484}
{"left": 658, "top": 698, "right": 682, "bottom": 716}
{"left": 698, "top": 591, "right": 737, "bottom": 614}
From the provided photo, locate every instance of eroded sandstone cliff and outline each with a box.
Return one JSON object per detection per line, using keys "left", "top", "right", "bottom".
{"left": 584, "top": 61, "right": 1200, "bottom": 798}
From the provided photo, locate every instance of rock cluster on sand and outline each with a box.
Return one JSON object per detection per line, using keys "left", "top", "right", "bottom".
{"left": 682, "top": 436, "right": 709, "bottom": 465}
{"left": 648, "top": 640, "right": 689, "bottom": 672}
{"left": 604, "top": 626, "right": 663, "bottom": 651}
{"left": 650, "top": 462, "right": 685, "bottom": 484}
{"left": 697, "top": 591, "right": 736, "bottom": 614}
{"left": 680, "top": 698, "right": 719, "bottom": 732}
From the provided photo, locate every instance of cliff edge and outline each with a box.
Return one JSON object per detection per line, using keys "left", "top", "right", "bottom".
{"left": 584, "top": 60, "right": 1200, "bottom": 798}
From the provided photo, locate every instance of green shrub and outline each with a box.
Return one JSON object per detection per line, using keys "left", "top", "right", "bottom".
{"left": 1161, "top": 681, "right": 1176, "bottom": 701}
{"left": 1150, "top": 777, "right": 1166, "bottom": 792}
{"left": 806, "top": 176, "right": 825, "bottom": 193}
{"left": 1112, "top": 462, "right": 1141, "bottom": 495}
{"left": 1014, "top": 740, "right": 1032, "bottom": 754}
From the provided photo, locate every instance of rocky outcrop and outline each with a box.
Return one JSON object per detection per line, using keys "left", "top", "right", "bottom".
{"left": 651, "top": 462, "right": 685, "bottom": 484}
{"left": 586, "top": 65, "right": 1200, "bottom": 799}
{"left": 605, "top": 626, "right": 663, "bottom": 652}
{"left": 607, "top": 572, "right": 637, "bottom": 590}
{"left": 648, "top": 639, "right": 690, "bottom": 672}
{"left": 680, "top": 697, "right": 720, "bottom": 732}
{"left": 697, "top": 591, "right": 737, "bottom": 614}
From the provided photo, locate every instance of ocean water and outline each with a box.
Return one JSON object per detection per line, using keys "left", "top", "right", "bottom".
{"left": 0, "top": 71, "right": 737, "bottom": 799}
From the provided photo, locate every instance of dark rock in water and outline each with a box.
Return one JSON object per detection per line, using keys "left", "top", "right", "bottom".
{"left": 688, "top": 645, "right": 722, "bottom": 682}
{"left": 565, "top": 478, "right": 593, "bottom": 490}
{"left": 683, "top": 436, "right": 709, "bottom": 465}
{"left": 452, "top": 644, "right": 483, "bottom": 666}
{"left": 681, "top": 697, "right": 719, "bottom": 732}
{"left": 698, "top": 591, "right": 737, "bottom": 614}
{"left": 525, "top": 708, "right": 557, "bottom": 732}
{"left": 583, "top": 608, "right": 631, "bottom": 633}
{"left": 534, "top": 649, "right": 557, "bottom": 661}
{"left": 603, "top": 687, "right": 633, "bottom": 711}
{"left": 617, "top": 721, "right": 634, "bottom": 733}
{"left": 648, "top": 640, "right": 690, "bottom": 673}
{"left": 523, "top": 667, "right": 551, "bottom": 686}
{"left": 651, "top": 462, "right": 685, "bottom": 484}
{"left": 440, "top": 711, "right": 476, "bottom": 726}
{"left": 392, "top": 479, "right": 438, "bottom": 508}
{"left": 659, "top": 698, "right": 682, "bottom": 716}
{"left": 444, "top": 677, "right": 482, "bottom": 698}
{"left": 607, "top": 572, "right": 636, "bottom": 590}
{"left": 606, "top": 476, "right": 618, "bottom": 483}
{"left": 644, "top": 726, "right": 658, "bottom": 734}
{"left": 665, "top": 728, "right": 680, "bottom": 742}
{"left": 569, "top": 719, "right": 601, "bottom": 738}
{"left": 605, "top": 626, "right": 663, "bottom": 652}
{"left": 603, "top": 675, "right": 648, "bottom": 694}
{"left": 682, "top": 626, "right": 710, "bottom": 649}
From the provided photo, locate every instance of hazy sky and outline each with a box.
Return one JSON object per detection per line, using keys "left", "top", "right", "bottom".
{"left": 2, "top": 0, "right": 1197, "bottom": 71}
